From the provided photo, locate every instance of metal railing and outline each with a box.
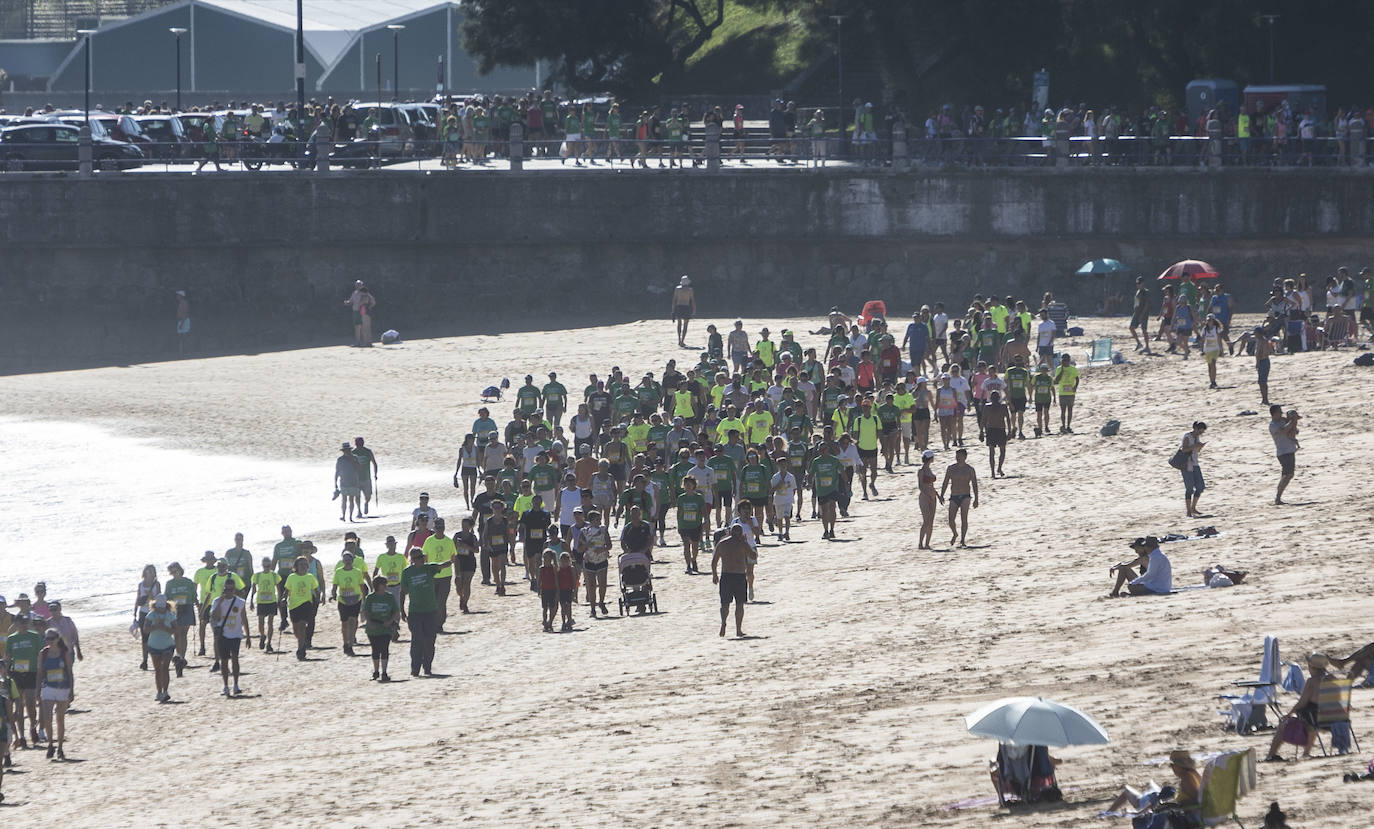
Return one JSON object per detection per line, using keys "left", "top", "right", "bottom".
{"left": 3, "top": 133, "right": 1373, "bottom": 173}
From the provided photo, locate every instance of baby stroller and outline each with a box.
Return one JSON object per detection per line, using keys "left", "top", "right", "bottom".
{"left": 481, "top": 377, "right": 510, "bottom": 403}
{"left": 616, "top": 551, "right": 658, "bottom": 616}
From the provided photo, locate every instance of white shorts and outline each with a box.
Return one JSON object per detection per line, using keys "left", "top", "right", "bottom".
{"left": 774, "top": 498, "right": 794, "bottom": 514}
{"left": 41, "top": 686, "right": 71, "bottom": 703}
{"left": 900, "top": 422, "right": 913, "bottom": 439}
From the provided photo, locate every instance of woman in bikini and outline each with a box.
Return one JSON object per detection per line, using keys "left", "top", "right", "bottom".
{"left": 917, "top": 450, "right": 938, "bottom": 549}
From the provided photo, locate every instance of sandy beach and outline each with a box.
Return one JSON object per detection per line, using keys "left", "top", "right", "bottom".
{"left": 1, "top": 312, "right": 1372, "bottom": 827}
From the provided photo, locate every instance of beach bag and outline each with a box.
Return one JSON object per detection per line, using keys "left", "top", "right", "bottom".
{"left": 1279, "top": 715, "right": 1308, "bottom": 745}
{"left": 1100, "top": 419, "right": 1121, "bottom": 437}
{"left": 1168, "top": 449, "right": 1189, "bottom": 470}
{"left": 1354, "top": 352, "right": 1374, "bottom": 366}
{"left": 380, "top": 329, "right": 400, "bottom": 345}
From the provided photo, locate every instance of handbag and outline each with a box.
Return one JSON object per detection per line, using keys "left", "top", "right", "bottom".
{"left": 1279, "top": 714, "right": 1308, "bottom": 745}
{"left": 1168, "top": 449, "right": 1189, "bottom": 470}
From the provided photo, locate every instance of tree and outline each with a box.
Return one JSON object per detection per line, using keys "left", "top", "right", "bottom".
{"left": 460, "top": 0, "right": 725, "bottom": 97}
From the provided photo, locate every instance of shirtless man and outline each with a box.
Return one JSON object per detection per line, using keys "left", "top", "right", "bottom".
{"left": 938, "top": 448, "right": 979, "bottom": 547}
{"left": 982, "top": 391, "right": 1011, "bottom": 477}
{"left": 1231, "top": 326, "right": 1275, "bottom": 405}
{"left": 671, "top": 275, "right": 696, "bottom": 348}
{"left": 711, "top": 524, "right": 751, "bottom": 638}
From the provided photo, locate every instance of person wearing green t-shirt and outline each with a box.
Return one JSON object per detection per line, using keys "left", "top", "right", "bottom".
{"left": 162, "top": 562, "right": 198, "bottom": 673}
{"left": 192, "top": 551, "right": 217, "bottom": 658}
{"left": 283, "top": 557, "right": 320, "bottom": 661}
{"left": 892, "top": 385, "right": 916, "bottom": 465}
{"left": 272, "top": 525, "right": 300, "bottom": 633}
{"left": 7, "top": 614, "right": 43, "bottom": 744}
{"left": 852, "top": 399, "right": 882, "bottom": 496}
{"left": 400, "top": 548, "right": 443, "bottom": 677}
{"left": 876, "top": 393, "right": 902, "bottom": 472}
{"left": 1031, "top": 363, "right": 1055, "bottom": 438}
{"left": 1003, "top": 355, "right": 1032, "bottom": 439}
{"left": 330, "top": 551, "right": 370, "bottom": 657}
{"left": 808, "top": 442, "right": 845, "bottom": 539}
{"left": 675, "top": 476, "right": 708, "bottom": 574}
{"left": 421, "top": 519, "right": 457, "bottom": 631}
{"left": 223, "top": 533, "right": 253, "bottom": 584}
{"left": 248, "top": 557, "right": 281, "bottom": 655}
{"left": 362, "top": 575, "right": 398, "bottom": 681}
{"left": 605, "top": 101, "right": 623, "bottom": 163}
{"left": 707, "top": 447, "right": 738, "bottom": 526}
{"left": 541, "top": 372, "right": 569, "bottom": 427}
{"left": 1052, "top": 353, "right": 1080, "bottom": 434}
{"left": 516, "top": 375, "right": 541, "bottom": 415}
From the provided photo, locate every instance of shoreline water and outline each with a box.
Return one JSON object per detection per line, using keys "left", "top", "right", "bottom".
{"left": 0, "top": 416, "right": 439, "bottom": 627}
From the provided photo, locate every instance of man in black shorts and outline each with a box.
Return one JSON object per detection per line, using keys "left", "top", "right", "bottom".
{"left": 982, "top": 390, "right": 1011, "bottom": 478}
{"left": 712, "top": 524, "right": 751, "bottom": 638}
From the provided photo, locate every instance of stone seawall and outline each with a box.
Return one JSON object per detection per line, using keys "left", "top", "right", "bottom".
{"left": 1, "top": 168, "right": 1370, "bottom": 371}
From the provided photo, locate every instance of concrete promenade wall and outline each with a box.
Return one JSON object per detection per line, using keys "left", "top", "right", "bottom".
{"left": 1, "top": 168, "right": 1371, "bottom": 370}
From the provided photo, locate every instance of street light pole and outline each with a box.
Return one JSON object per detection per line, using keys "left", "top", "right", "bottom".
{"left": 387, "top": 24, "right": 405, "bottom": 102}
{"left": 169, "top": 27, "right": 187, "bottom": 110}
{"left": 77, "top": 28, "right": 95, "bottom": 130}
{"left": 1260, "top": 14, "right": 1279, "bottom": 82}
{"left": 296, "top": 0, "right": 306, "bottom": 135}
{"left": 830, "top": 15, "right": 847, "bottom": 139}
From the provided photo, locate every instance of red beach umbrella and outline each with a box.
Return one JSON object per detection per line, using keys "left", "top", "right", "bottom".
{"left": 1158, "top": 259, "right": 1219, "bottom": 281}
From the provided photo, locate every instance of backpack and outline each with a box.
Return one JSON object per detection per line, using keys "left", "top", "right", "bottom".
{"left": 1100, "top": 419, "right": 1121, "bottom": 437}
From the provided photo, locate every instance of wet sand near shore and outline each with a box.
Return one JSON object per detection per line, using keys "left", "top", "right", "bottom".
{"left": 0, "top": 314, "right": 1371, "bottom": 826}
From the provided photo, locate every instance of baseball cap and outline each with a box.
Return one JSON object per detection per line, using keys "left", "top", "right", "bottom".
{"left": 922, "top": 450, "right": 934, "bottom": 459}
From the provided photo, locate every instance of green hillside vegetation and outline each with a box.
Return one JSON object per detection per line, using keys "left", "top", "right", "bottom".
{"left": 677, "top": 1, "right": 824, "bottom": 92}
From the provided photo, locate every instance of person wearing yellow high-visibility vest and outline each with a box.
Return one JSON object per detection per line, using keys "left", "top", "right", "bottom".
{"left": 852, "top": 398, "right": 882, "bottom": 498}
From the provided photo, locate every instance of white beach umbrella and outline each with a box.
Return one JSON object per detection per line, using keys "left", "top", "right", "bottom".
{"left": 963, "top": 697, "right": 1110, "bottom": 747}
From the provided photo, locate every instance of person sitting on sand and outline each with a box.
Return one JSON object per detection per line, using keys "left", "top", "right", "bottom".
{"left": 1109, "top": 536, "right": 1171, "bottom": 597}
{"left": 1266, "top": 652, "right": 1330, "bottom": 762}
{"left": 1105, "top": 749, "right": 1201, "bottom": 815}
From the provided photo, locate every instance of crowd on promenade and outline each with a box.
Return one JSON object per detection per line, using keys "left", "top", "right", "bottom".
{"left": 2, "top": 264, "right": 1370, "bottom": 806}
{"left": 11, "top": 89, "right": 1374, "bottom": 169}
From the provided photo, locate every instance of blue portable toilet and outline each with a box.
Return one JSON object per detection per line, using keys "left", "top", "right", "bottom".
{"left": 1186, "top": 79, "right": 1240, "bottom": 124}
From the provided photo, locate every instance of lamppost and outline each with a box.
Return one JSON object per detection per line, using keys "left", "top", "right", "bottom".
{"left": 829, "top": 14, "right": 847, "bottom": 140}
{"left": 77, "top": 28, "right": 95, "bottom": 130}
{"left": 387, "top": 24, "right": 405, "bottom": 101}
{"left": 169, "top": 27, "right": 187, "bottom": 111}
{"left": 295, "top": 0, "right": 305, "bottom": 135}
{"left": 1259, "top": 14, "right": 1279, "bottom": 82}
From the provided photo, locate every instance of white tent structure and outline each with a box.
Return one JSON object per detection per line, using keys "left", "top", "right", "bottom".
{"left": 48, "top": 0, "right": 533, "bottom": 95}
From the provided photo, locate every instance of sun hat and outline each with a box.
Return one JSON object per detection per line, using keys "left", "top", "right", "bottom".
{"left": 201, "top": 551, "right": 217, "bottom": 563}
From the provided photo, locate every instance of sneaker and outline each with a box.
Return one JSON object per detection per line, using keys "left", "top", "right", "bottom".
{"left": 372, "top": 670, "right": 379, "bottom": 680}
{"left": 343, "top": 645, "right": 355, "bottom": 657}
{"left": 210, "top": 662, "right": 220, "bottom": 672}
{"left": 380, "top": 673, "right": 391, "bottom": 682}
{"left": 173, "top": 657, "right": 184, "bottom": 678}
{"left": 411, "top": 670, "right": 420, "bottom": 677}
{"left": 232, "top": 685, "right": 241, "bottom": 695}
{"left": 221, "top": 686, "right": 230, "bottom": 696}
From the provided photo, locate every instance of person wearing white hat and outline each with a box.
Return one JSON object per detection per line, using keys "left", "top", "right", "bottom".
{"left": 672, "top": 275, "right": 696, "bottom": 348}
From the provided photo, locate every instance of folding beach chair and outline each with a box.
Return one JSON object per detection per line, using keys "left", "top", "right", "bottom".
{"left": 1315, "top": 677, "right": 1361, "bottom": 756}
{"left": 1086, "top": 337, "right": 1113, "bottom": 365}
{"left": 1047, "top": 301, "right": 1070, "bottom": 336}
{"left": 1194, "top": 747, "right": 1254, "bottom": 828}
{"left": 1220, "top": 635, "right": 1283, "bottom": 733}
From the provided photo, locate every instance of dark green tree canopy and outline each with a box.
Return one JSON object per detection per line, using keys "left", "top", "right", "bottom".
{"left": 461, "top": 0, "right": 724, "bottom": 97}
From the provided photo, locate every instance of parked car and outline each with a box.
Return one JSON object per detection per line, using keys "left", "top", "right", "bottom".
{"left": 0, "top": 123, "right": 145, "bottom": 171}
{"left": 133, "top": 114, "right": 189, "bottom": 159}
{"left": 397, "top": 102, "right": 438, "bottom": 157}
{"left": 348, "top": 102, "right": 414, "bottom": 157}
